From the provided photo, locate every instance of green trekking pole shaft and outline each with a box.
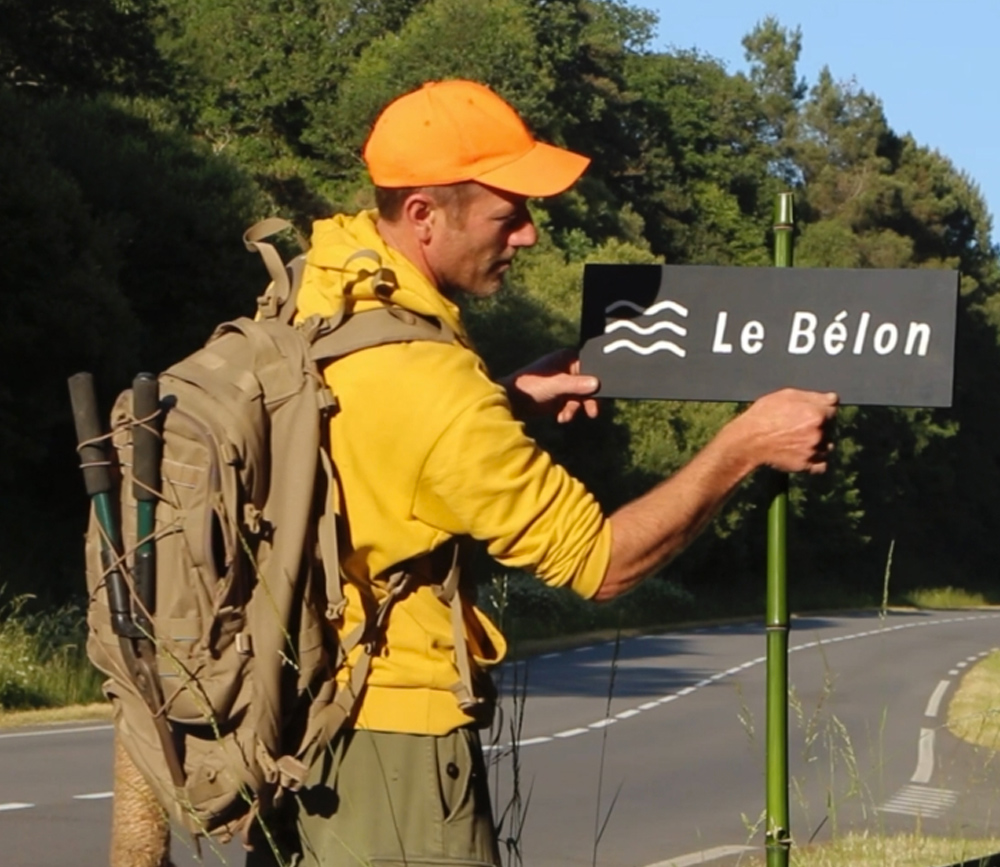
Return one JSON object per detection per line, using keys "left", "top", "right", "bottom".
{"left": 132, "top": 373, "right": 161, "bottom": 636}
{"left": 766, "top": 193, "right": 793, "bottom": 867}
{"left": 68, "top": 372, "right": 139, "bottom": 639}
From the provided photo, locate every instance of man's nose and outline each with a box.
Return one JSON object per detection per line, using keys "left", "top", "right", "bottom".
{"left": 510, "top": 218, "right": 537, "bottom": 248}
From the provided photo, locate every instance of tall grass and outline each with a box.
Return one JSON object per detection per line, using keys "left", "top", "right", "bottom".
{"left": 0, "top": 592, "right": 104, "bottom": 711}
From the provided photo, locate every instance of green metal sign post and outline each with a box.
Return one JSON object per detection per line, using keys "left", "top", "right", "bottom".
{"left": 765, "top": 192, "right": 794, "bottom": 867}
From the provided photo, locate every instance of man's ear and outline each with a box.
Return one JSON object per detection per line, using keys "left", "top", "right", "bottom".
{"left": 400, "top": 191, "right": 438, "bottom": 244}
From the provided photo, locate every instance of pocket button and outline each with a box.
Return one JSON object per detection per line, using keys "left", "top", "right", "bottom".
{"left": 446, "top": 761, "right": 460, "bottom": 780}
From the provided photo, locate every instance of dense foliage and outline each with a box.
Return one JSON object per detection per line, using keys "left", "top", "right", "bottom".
{"left": 2, "top": 0, "right": 999, "bottom": 613}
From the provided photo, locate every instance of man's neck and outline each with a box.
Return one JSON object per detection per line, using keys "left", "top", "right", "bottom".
{"left": 376, "top": 215, "right": 438, "bottom": 289}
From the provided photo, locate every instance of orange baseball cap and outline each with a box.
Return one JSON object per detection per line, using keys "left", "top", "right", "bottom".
{"left": 363, "top": 80, "right": 590, "bottom": 197}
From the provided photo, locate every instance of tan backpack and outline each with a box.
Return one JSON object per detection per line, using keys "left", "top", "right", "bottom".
{"left": 70, "top": 219, "right": 455, "bottom": 846}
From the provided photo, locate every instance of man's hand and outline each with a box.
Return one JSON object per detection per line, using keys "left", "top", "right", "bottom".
{"left": 501, "top": 349, "right": 600, "bottom": 423}
{"left": 727, "top": 388, "right": 839, "bottom": 474}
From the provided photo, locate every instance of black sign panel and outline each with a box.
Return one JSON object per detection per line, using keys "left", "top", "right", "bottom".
{"left": 579, "top": 265, "right": 958, "bottom": 407}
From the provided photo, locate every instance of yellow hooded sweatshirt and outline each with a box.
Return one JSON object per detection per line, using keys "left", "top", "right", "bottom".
{"left": 296, "top": 211, "right": 612, "bottom": 735}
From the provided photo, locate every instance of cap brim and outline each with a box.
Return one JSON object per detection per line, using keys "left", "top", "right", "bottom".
{"left": 475, "top": 141, "right": 590, "bottom": 197}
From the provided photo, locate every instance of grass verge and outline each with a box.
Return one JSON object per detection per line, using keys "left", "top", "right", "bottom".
{"left": 948, "top": 649, "right": 1000, "bottom": 750}
{"left": 0, "top": 702, "right": 111, "bottom": 729}
{"left": 739, "top": 832, "right": 1000, "bottom": 866}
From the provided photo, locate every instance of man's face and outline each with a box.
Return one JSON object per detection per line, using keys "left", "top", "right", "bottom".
{"left": 424, "top": 183, "right": 537, "bottom": 299}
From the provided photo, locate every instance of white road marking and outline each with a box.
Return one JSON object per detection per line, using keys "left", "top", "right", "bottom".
{"left": 949, "top": 669, "right": 960, "bottom": 676}
{"left": 539, "top": 652, "right": 561, "bottom": 659}
{"left": 0, "top": 724, "right": 113, "bottom": 741}
{"left": 484, "top": 613, "right": 1000, "bottom": 752}
{"left": 880, "top": 784, "right": 956, "bottom": 818}
{"left": 74, "top": 792, "right": 114, "bottom": 800}
{"left": 925, "top": 680, "right": 950, "bottom": 718}
{"left": 0, "top": 803, "right": 34, "bottom": 812}
{"left": 554, "top": 728, "right": 588, "bottom": 738}
{"left": 912, "top": 728, "right": 936, "bottom": 783}
{"left": 643, "top": 844, "right": 757, "bottom": 866}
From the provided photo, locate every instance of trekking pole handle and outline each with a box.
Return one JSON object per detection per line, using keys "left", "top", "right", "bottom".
{"left": 68, "top": 372, "right": 114, "bottom": 497}
{"left": 132, "top": 373, "right": 161, "bottom": 501}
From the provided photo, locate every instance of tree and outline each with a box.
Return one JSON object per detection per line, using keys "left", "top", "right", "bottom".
{"left": 0, "top": 0, "right": 169, "bottom": 96}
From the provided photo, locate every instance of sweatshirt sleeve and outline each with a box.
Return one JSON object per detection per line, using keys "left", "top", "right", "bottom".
{"left": 412, "top": 383, "right": 612, "bottom": 599}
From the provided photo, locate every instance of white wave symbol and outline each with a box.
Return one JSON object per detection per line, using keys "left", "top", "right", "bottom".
{"left": 605, "top": 320, "right": 687, "bottom": 337}
{"left": 603, "top": 339, "right": 687, "bottom": 358}
{"left": 605, "top": 299, "right": 690, "bottom": 318}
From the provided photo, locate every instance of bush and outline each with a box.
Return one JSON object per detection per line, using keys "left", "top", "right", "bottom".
{"left": 0, "top": 593, "right": 103, "bottom": 711}
{"left": 480, "top": 571, "right": 696, "bottom": 643}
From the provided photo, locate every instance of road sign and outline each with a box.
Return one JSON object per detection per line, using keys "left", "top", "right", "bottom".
{"left": 578, "top": 264, "right": 959, "bottom": 407}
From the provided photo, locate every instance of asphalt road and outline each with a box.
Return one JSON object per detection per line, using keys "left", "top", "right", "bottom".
{"left": 3, "top": 610, "right": 1000, "bottom": 867}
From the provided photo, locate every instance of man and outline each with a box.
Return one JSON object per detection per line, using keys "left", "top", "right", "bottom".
{"left": 249, "top": 79, "right": 836, "bottom": 866}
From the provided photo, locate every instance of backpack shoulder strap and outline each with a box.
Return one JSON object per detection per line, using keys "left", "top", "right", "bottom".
{"left": 307, "top": 306, "right": 455, "bottom": 364}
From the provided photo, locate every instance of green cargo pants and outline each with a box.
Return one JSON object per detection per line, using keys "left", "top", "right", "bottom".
{"left": 246, "top": 727, "right": 501, "bottom": 867}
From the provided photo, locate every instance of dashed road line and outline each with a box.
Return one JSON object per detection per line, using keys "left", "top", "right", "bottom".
{"left": 0, "top": 803, "right": 34, "bottom": 812}
{"left": 912, "top": 728, "right": 936, "bottom": 783}
{"left": 74, "top": 792, "right": 114, "bottom": 801}
{"left": 925, "top": 680, "right": 950, "bottom": 718}
{"left": 490, "top": 613, "right": 1000, "bottom": 752}
{"left": 554, "top": 727, "right": 588, "bottom": 738}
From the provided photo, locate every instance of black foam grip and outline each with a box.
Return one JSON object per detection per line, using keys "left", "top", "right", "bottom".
{"left": 67, "top": 372, "right": 111, "bottom": 497}
{"left": 132, "top": 372, "right": 161, "bottom": 501}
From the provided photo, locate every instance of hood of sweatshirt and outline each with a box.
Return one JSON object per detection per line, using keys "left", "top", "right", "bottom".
{"left": 296, "top": 209, "right": 470, "bottom": 345}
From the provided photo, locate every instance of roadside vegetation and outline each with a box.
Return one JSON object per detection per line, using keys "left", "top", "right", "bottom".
{"left": 740, "top": 833, "right": 1000, "bottom": 866}
{"left": 0, "top": 594, "right": 103, "bottom": 714}
{"left": 904, "top": 587, "right": 993, "bottom": 609}
{"left": 948, "top": 649, "right": 1000, "bottom": 750}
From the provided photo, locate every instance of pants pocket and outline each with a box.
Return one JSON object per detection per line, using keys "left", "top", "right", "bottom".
{"left": 435, "top": 729, "right": 475, "bottom": 824}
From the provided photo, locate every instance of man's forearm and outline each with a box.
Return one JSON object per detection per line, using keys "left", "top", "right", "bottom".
{"left": 594, "top": 388, "right": 837, "bottom": 602}
{"left": 596, "top": 422, "right": 754, "bottom": 601}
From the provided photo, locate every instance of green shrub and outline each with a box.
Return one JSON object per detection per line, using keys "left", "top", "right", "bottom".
{"left": 0, "top": 593, "right": 103, "bottom": 711}
{"left": 480, "top": 572, "right": 696, "bottom": 642}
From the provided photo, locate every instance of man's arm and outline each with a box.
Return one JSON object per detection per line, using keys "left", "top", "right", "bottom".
{"left": 596, "top": 389, "right": 837, "bottom": 601}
